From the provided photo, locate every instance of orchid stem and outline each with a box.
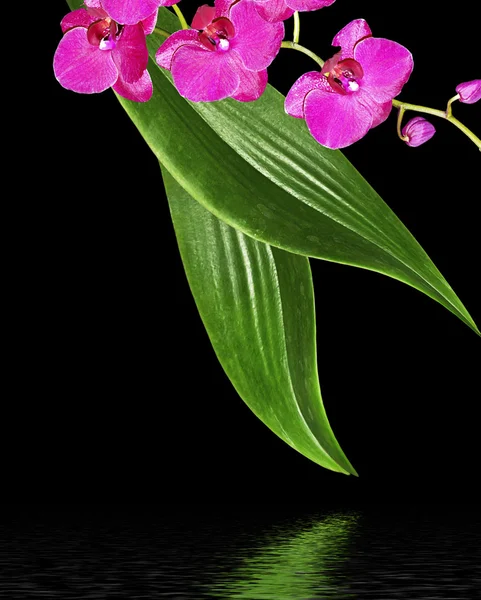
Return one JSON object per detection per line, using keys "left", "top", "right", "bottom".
{"left": 154, "top": 27, "right": 171, "bottom": 38}
{"left": 392, "top": 99, "right": 481, "bottom": 150}
{"left": 293, "top": 11, "right": 300, "bottom": 44}
{"left": 172, "top": 4, "right": 189, "bottom": 30}
{"left": 281, "top": 41, "right": 324, "bottom": 68}
{"left": 446, "top": 94, "right": 460, "bottom": 118}
{"left": 396, "top": 105, "right": 408, "bottom": 142}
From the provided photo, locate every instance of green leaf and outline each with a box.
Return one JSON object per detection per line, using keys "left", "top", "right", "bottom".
{"left": 161, "top": 164, "right": 357, "bottom": 476}
{"left": 65, "top": 2, "right": 477, "bottom": 334}
{"left": 62, "top": 1, "right": 477, "bottom": 473}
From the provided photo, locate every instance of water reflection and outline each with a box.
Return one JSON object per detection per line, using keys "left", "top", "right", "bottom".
{"left": 207, "top": 512, "right": 359, "bottom": 599}
{"left": 2, "top": 507, "right": 480, "bottom": 598}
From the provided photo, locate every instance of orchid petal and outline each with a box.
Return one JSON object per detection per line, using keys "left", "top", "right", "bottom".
{"left": 155, "top": 30, "right": 205, "bottom": 70}
{"left": 355, "top": 36, "right": 413, "bottom": 103}
{"left": 456, "top": 79, "right": 481, "bottom": 104}
{"left": 304, "top": 90, "right": 373, "bottom": 149}
{"left": 84, "top": 0, "right": 102, "bottom": 8}
{"left": 192, "top": 4, "right": 217, "bottom": 29}
{"left": 102, "top": 0, "right": 164, "bottom": 26}
{"left": 142, "top": 10, "right": 159, "bottom": 35}
{"left": 231, "top": 62, "right": 268, "bottom": 102}
{"left": 61, "top": 8, "right": 100, "bottom": 33}
{"left": 368, "top": 99, "right": 392, "bottom": 129}
{"left": 171, "top": 44, "right": 240, "bottom": 102}
{"left": 402, "top": 116, "right": 436, "bottom": 147}
{"left": 285, "top": 71, "right": 329, "bottom": 118}
{"left": 332, "top": 19, "right": 372, "bottom": 57}
{"left": 113, "top": 23, "right": 149, "bottom": 83}
{"left": 253, "top": 0, "right": 294, "bottom": 23}
{"left": 215, "top": 0, "right": 235, "bottom": 18}
{"left": 83, "top": 0, "right": 109, "bottom": 20}
{"left": 113, "top": 69, "right": 153, "bottom": 102}
{"left": 54, "top": 27, "right": 118, "bottom": 95}
{"left": 288, "top": 0, "right": 336, "bottom": 12}
{"left": 230, "top": 0, "right": 284, "bottom": 71}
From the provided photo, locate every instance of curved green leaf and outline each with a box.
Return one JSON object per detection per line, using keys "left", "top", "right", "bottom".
{"left": 162, "top": 165, "right": 357, "bottom": 475}
{"left": 65, "top": 1, "right": 477, "bottom": 334}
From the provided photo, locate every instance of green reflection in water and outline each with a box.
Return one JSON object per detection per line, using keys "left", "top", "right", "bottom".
{"left": 207, "top": 512, "right": 359, "bottom": 599}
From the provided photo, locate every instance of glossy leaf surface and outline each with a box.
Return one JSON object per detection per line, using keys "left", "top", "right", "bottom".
{"left": 65, "top": 1, "right": 477, "bottom": 333}
{"left": 162, "top": 165, "right": 357, "bottom": 475}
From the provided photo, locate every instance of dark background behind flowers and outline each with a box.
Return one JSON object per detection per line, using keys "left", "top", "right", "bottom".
{"left": 12, "top": 0, "right": 478, "bottom": 508}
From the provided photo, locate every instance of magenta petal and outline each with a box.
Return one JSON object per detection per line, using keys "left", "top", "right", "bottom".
{"left": 113, "top": 69, "right": 153, "bottom": 102}
{"left": 192, "top": 4, "right": 217, "bottom": 29}
{"left": 155, "top": 30, "right": 205, "bottom": 70}
{"left": 230, "top": 0, "right": 284, "bottom": 71}
{"left": 54, "top": 28, "right": 118, "bottom": 94}
{"left": 171, "top": 44, "right": 240, "bottom": 101}
{"left": 253, "top": 0, "right": 294, "bottom": 23}
{"left": 288, "top": 0, "right": 336, "bottom": 12}
{"left": 61, "top": 8, "right": 99, "bottom": 33}
{"left": 285, "top": 71, "right": 329, "bottom": 118}
{"left": 401, "top": 116, "right": 436, "bottom": 147}
{"left": 231, "top": 62, "right": 268, "bottom": 101}
{"left": 84, "top": 0, "right": 102, "bottom": 8}
{"left": 369, "top": 99, "right": 392, "bottom": 129}
{"left": 215, "top": 0, "right": 235, "bottom": 18}
{"left": 456, "top": 80, "right": 481, "bottom": 104}
{"left": 102, "top": 0, "right": 162, "bottom": 25}
{"left": 142, "top": 10, "right": 159, "bottom": 35}
{"left": 355, "top": 36, "right": 413, "bottom": 103}
{"left": 113, "top": 23, "right": 148, "bottom": 83}
{"left": 304, "top": 90, "right": 372, "bottom": 149}
{"left": 332, "top": 19, "right": 372, "bottom": 57}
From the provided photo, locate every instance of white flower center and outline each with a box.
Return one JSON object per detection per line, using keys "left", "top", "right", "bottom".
{"left": 217, "top": 38, "right": 230, "bottom": 52}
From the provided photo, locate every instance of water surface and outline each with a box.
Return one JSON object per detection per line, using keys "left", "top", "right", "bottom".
{"left": 1, "top": 506, "right": 479, "bottom": 598}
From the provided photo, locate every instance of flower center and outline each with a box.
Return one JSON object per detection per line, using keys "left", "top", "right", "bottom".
{"left": 87, "top": 18, "right": 122, "bottom": 51}
{"left": 198, "top": 17, "right": 235, "bottom": 52}
{"left": 324, "top": 58, "right": 364, "bottom": 95}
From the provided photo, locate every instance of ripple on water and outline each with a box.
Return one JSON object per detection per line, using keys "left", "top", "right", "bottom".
{"left": 1, "top": 507, "right": 479, "bottom": 599}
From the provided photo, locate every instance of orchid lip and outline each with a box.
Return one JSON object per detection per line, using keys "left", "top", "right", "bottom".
{"left": 87, "top": 18, "right": 121, "bottom": 51}
{"left": 198, "top": 17, "right": 235, "bottom": 52}
{"left": 327, "top": 58, "right": 364, "bottom": 95}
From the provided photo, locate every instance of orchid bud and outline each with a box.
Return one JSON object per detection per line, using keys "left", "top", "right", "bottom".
{"left": 455, "top": 80, "right": 481, "bottom": 104}
{"left": 401, "top": 117, "right": 436, "bottom": 147}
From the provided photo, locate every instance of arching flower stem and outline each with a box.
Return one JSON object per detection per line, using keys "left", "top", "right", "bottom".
{"left": 280, "top": 41, "right": 324, "bottom": 68}
{"left": 396, "top": 104, "right": 408, "bottom": 142}
{"left": 293, "top": 11, "right": 300, "bottom": 44}
{"left": 172, "top": 4, "right": 189, "bottom": 30}
{"left": 446, "top": 94, "right": 460, "bottom": 118}
{"left": 392, "top": 99, "right": 481, "bottom": 150}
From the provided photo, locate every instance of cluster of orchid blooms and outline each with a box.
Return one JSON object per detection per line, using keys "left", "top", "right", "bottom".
{"left": 54, "top": 0, "right": 480, "bottom": 150}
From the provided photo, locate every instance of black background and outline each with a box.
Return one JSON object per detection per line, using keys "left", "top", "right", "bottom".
{"left": 12, "top": 0, "right": 479, "bottom": 507}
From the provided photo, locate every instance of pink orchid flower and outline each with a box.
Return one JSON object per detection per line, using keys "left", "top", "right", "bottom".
{"left": 285, "top": 19, "right": 414, "bottom": 149}
{"left": 100, "top": 0, "right": 176, "bottom": 26}
{"left": 53, "top": 0, "right": 157, "bottom": 102}
{"left": 455, "top": 80, "right": 481, "bottom": 105}
{"left": 155, "top": 0, "right": 284, "bottom": 102}
{"left": 402, "top": 116, "right": 436, "bottom": 147}
{"left": 252, "top": 0, "right": 336, "bottom": 24}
